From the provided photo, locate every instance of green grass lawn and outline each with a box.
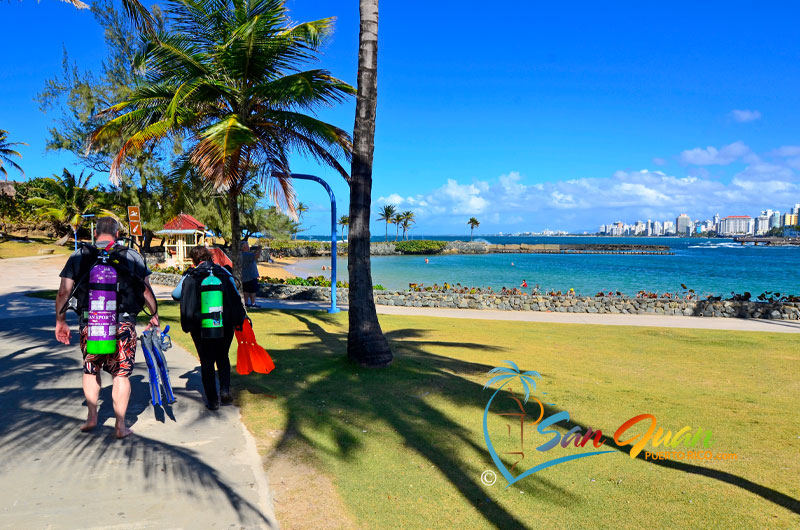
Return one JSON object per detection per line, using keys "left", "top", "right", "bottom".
{"left": 156, "top": 303, "right": 800, "bottom": 529}
{"left": 0, "top": 239, "right": 73, "bottom": 259}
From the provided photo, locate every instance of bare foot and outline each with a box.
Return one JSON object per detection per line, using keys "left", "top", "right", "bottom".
{"left": 80, "top": 418, "right": 98, "bottom": 432}
{"left": 115, "top": 427, "right": 134, "bottom": 439}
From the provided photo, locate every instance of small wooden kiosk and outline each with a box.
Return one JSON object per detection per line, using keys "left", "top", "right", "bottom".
{"left": 155, "top": 214, "right": 206, "bottom": 266}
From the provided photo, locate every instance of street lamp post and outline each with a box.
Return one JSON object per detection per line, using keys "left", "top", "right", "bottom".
{"left": 290, "top": 173, "right": 340, "bottom": 313}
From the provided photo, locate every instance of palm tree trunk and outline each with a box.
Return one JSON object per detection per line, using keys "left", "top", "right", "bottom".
{"left": 228, "top": 189, "right": 243, "bottom": 284}
{"left": 385, "top": 221, "right": 388, "bottom": 242}
{"left": 348, "top": 0, "right": 392, "bottom": 367}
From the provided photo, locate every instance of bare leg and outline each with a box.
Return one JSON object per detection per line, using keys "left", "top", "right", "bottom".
{"left": 112, "top": 376, "right": 133, "bottom": 439}
{"left": 80, "top": 372, "right": 101, "bottom": 431}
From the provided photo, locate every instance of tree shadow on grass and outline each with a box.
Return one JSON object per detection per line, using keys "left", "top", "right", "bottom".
{"left": 236, "top": 311, "right": 581, "bottom": 529}
{"left": 0, "top": 315, "right": 275, "bottom": 528}
{"left": 238, "top": 309, "right": 799, "bottom": 529}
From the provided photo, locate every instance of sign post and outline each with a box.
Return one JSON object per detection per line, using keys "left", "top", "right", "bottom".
{"left": 127, "top": 206, "right": 142, "bottom": 244}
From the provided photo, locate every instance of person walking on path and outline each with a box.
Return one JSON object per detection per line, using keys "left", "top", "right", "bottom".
{"left": 240, "top": 242, "right": 260, "bottom": 308}
{"left": 54, "top": 217, "right": 158, "bottom": 439}
{"left": 176, "top": 246, "right": 246, "bottom": 410}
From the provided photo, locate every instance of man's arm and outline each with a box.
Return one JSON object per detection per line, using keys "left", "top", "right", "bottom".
{"left": 143, "top": 277, "right": 159, "bottom": 329}
{"left": 55, "top": 277, "right": 74, "bottom": 344}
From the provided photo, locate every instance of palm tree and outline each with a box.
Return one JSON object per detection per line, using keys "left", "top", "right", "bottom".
{"left": 392, "top": 212, "right": 403, "bottom": 241}
{"left": 58, "top": 0, "right": 155, "bottom": 33}
{"left": 27, "top": 169, "right": 97, "bottom": 248}
{"left": 90, "top": 0, "right": 354, "bottom": 282}
{"left": 0, "top": 130, "right": 26, "bottom": 181}
{"left": 468, "top": 217, "right": 480, "bottom": 241}
{"left": 347, "top": 0, "right": 392, "bottom": 367}
{"left": 376, "top": 204, "right": 396, "bottom": 242}
{"left": 295, "top": 202, "right": 309, "bottom": 240}
{"left": 400, "top": 210, "right": 415, "bottom": 240}
{"left": 338, "top": 215, "right": 349, "bottom": 240}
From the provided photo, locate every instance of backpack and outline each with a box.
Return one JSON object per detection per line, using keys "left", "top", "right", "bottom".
{"left": 179, "top": 262, "right": 246, "bottom": 334}
{"left": 62, "top": 243, "right": 148, "bottom": 320}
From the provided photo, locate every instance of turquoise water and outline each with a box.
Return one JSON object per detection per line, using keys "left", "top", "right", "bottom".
{"left": 287, "top": 237, "right": 800, "bottom": 297}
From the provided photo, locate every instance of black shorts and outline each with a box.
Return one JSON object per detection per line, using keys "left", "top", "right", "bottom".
{"left": 242, "top": 279, "right": 259, "bottom": 294}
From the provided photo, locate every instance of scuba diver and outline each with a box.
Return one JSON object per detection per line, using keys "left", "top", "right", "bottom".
{"left": 174, "top": 246, "right": 245, "bottom": 410}
{"left": 54, "top": 217, "right": 158, "bottom": 439}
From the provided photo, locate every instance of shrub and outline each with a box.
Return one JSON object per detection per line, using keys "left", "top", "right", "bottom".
{"left": 394, "top": 240, "right": 448, "bottom": 254}
{"left": 258, "top": 275, "right": 385, "bottom": 290}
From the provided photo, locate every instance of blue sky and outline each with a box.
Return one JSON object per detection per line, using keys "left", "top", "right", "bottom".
{"left": 2, "top": 1, "right": 800, "bottom": 235}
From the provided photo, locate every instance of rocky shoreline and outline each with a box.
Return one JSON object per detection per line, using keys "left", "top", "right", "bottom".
{"left": 149, "top": 272, "right": 800, "bottom": 320}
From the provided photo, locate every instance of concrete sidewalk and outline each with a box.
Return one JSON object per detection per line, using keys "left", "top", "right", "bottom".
{"left": 219, "top": 297, "right": 800, "bottom": 334}
{"left": 0, "top": 256, "right": 278, "bottom": 529}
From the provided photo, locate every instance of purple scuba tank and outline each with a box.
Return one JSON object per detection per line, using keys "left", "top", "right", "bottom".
{"left": 86, "top": 250, "right": 118, "bottom": 355}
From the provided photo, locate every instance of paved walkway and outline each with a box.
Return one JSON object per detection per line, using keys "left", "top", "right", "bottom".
{"left": 225, "top": 296, "right": 800, "bottom": 334}
{"left": 0, "top": 256, "right": 278, "bottom": 529}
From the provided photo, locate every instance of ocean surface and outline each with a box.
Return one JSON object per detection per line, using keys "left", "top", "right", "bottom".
{"left": 287, "top": 236, "right": 800, "bottom": 297}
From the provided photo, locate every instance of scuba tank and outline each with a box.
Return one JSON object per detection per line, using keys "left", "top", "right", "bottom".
{"left": 200, "top": 269, "right": 224, "bottom": 338}
{"left": 86, "top": 247, "right": 118, "bottom": 354}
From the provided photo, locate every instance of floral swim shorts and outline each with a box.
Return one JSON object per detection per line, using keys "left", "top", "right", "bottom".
{"left": 79, "top": 321, "right": 137, "bottom": 377}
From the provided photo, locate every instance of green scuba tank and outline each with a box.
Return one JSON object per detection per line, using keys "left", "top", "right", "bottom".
{"left": 200, "top": 269, "right": 224, "bottom": 338}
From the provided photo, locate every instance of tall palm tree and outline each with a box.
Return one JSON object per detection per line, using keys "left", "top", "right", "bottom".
{"left": 27, "top": 169, "right": 97, "bottom": 248}
{"left": 338, "top": 214, "right": 349, "bottom": 240}
{"left": 400, "top": 210, "right": 415, "bottom": 240}
{"left": 295, "top": 202, "right": 309, "bottom": 240}
{"left": 0, "top": 130, "right": 26, "bottom": 182}
{"left": 347, "top": 0, "right": 392, "bottom": 367}
{"left": 376, "top": 204, "right": 396, "bottom": 242}
{"left": 468, "top": 217, "right": 480, "bottom": 241}
{"left": 90, "top": 0, "right": 354, "bottom": 282}
{"left": 392, "top": 212, "right": 402, "bottom": 241}
{"left": 58, "top": 0, "right": 155, "bottom": 33}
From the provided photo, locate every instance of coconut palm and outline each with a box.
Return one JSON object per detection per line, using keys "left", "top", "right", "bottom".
{"left": 27, "top": 169, "right": 97, "bottom": 248}
{"left": 399, "top": 210, "right": 415, "bottom": 240}
{"left": 338, "top": 214, "right": 349, "bottom": 239}
{"left": 294, "top": 202, "right": 309, "bottom": 240}
{"left": 468, "top": 217, "right": 480, "bottom": 241}
{"left": 0, "top": 129, "right": 26, "bottom": 181}
{"left": 347, "top": 0, "right": 392, "bottom": 366}
{"left": 376, "top": 204, "right": 396, "bottom": 242}
{"left": 58, "top": 0, "right": 155, "bottom": 33}
{"left": 90, "top": 0, "right": 354, "bottom": 282}
{"left": 392, "top": 212, "right": 403, "bottom": 241}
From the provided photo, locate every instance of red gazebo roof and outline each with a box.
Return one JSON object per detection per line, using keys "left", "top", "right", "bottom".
{"left": 163, "top": 213, "right": 206, "bottom": 231}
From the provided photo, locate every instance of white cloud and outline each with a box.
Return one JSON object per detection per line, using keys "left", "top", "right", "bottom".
{"left": 374, "top": 142, "right": 799, "bottom": 232}
{"left": 730, "top": 109, "right": 762, "bottom": 123}
{"left": 680, "top": 141, "right": 750, "bottom": 165}
{"left": 770, "top": 145, "right": 800, "bottom": 157}
{"left": 652, "top": 157, "right": 667, "bottom": 166}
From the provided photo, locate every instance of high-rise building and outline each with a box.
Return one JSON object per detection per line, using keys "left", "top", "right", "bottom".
{"left": 792, "top": 204, "right": 800, "bottom": 215}
{"left": 718, "top": 216, "right": 752, "bottom": 236}
{"left": 676, "top": 214, "right": 692, "bottom": 236}
{"left": 653, "top": 221, "right": 663, "bottom": 236}
{"left": 783, "top": 213, "right": 799, "bottom": 226}
{"left": 770, "top": 211, "right": 782, "bottom": 230}
{"left": 663, "top": 221, "right": 675, "bottom": 235}
{"left": 755, "top": 214, "right": 770, "bottom": 235}
{"left": 713, "top": 213, "right": 720, "bottom": 231}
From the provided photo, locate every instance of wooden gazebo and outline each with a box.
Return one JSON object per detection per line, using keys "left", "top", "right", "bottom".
{"left": 155, "top": 214, "right": 206, "bottom": 266}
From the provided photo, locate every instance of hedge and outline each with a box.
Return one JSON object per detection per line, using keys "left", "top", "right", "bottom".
{"left": 394, "top": 240, "right": 448, "bottom": 254}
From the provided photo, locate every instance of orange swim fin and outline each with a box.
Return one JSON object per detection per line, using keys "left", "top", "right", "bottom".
{"left": 235, "top": 318, "right": 274, "bottom": 375}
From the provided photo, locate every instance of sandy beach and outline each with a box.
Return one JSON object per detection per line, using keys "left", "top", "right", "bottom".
{"left": 257, "top": 256, "right": 300, "bottom": 280}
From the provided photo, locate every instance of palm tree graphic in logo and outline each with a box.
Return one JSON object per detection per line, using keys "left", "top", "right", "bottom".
{"left": 482, "top": 361, "right": 614, "bottom": 488}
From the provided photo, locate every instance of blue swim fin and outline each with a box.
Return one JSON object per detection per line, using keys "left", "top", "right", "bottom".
{"left": 140, "top": 331, "right": 162, "bottom": 406}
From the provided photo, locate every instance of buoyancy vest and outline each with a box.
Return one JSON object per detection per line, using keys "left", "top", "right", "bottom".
{"left": 64, "top": 243, "right": 148, "bottom": 323}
